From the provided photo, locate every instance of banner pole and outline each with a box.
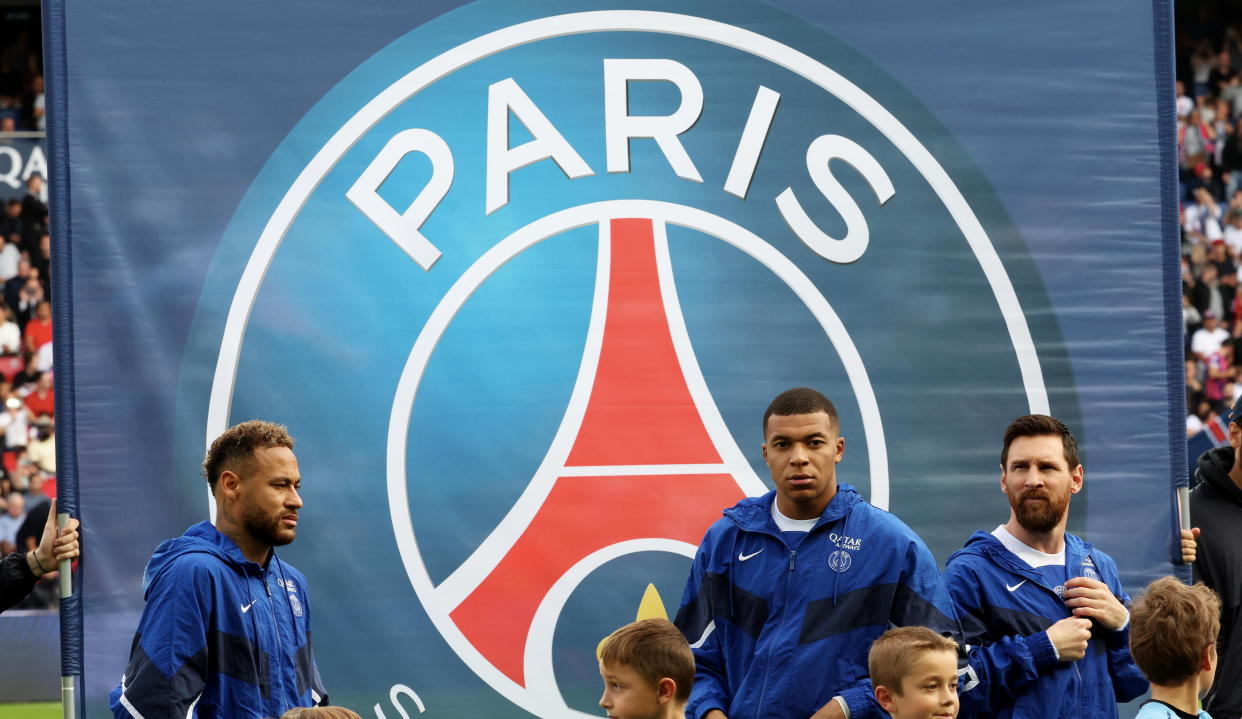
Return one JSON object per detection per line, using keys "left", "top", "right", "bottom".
{"left": 41, "top": 0, "right": 83, "bottom": 715}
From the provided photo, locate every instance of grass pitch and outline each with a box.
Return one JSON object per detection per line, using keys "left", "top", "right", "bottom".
{"left": 0, "top": 703, "right": 59, "bottom": 719}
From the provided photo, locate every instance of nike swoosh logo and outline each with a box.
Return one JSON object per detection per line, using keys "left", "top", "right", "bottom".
{"left": 1006, "top": 580, "right": 1027, "bottom": 592}
{"left": 738, "top": 549, "right": 764, "bottom": 561}
{"left": 241, "top": 600, "right": 257, "bottom": 613}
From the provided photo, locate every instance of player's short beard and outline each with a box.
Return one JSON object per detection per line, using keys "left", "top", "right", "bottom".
{"left": 240, "top": 502, "right": 295, "bottom": 548}
{"left": 1010, "top": 485, "right": 1070, "bottom": 534}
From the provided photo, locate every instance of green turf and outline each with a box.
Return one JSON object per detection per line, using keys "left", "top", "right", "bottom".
{"left": 0, "top": 703, "right": 60, "bottom": 719}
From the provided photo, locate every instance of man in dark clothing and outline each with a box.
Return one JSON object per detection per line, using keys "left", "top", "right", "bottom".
{"left": 1193, "top": 396, "right": 1242, "bottom": 719}
{"left": 0, "top": 200, "right": 22, "bottom": 243}
{"left": 18, "top": 175, "right": 46, "bottom": 253}
{"left": 0, "top": 498, "right": 79, "bottom": 613}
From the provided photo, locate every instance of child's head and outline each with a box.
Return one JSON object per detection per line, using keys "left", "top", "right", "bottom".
{"left": 1130, "top": 576, "right": 1221, "bottom": 692}
{"left": 598, "top": 618, "right": 694, "bottom": 719}
{"left": 868, "top": 626, "right": 960, "bottom": 719}
{"left": 280, "top": 708, "right": 362, "bottom": 719}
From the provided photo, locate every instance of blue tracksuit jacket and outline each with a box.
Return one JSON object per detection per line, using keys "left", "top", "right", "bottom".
{"left": 944, "top": 530, "right": 1147, "bottom": 719}
{"left": 673, "top": 485, "right": 963, "bottom": 719}
{"left": 110, "top": 521, "right": 328, "bottom": 719}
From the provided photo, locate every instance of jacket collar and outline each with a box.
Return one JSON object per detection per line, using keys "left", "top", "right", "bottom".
{"left": 724, "top": 484, "right": 862, "bottom": 534}
{"left": 952, "top": 529, "right": 1097, "bottom": 587}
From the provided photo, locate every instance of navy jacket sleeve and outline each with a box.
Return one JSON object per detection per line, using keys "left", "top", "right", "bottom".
{"left": 110, "top": 557, "right": 214, "bottom": 719}
{"left": 674, "top": 534, "right": 730, "bottom": 719}
{"left": 943, "top": 557, "right": 1049, "bottom": 717}
{"left": 0, "top": 551, "right": 37, "bottom": 613}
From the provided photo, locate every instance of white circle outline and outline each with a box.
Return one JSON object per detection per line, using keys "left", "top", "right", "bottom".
{"left": 387, "top": 200, "right": 884, "bottom": 716}
{"left": 204, "top": 9, "right": 1052, "bottom": 717}
{"left": 207, "top": 10, "right": 1046, "bottom": 440}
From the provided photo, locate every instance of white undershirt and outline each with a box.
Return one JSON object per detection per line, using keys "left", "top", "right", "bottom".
{"left": 991, "top": 525, "right": 1065, "bottom": 568}
{"left": 772, "top": 500, "right": 819, "bottom": 532}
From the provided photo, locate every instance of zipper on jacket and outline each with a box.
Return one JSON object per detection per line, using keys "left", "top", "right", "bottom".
{"left": 268, "top": 572, "right": 281, "bottom": 709}
{"left": 1073, "top": 655, "right": 1083, "bottom": 717}
{"left": 789, "top": 550, "right": 796, "bottom": 571}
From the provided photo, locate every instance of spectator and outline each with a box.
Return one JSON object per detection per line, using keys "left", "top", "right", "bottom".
{"left": 12, "top": 267, "right": 42, "bottom": 329}
{"left": 1224, "top": 209, "right": 1242, "bottom": 257}
{"left": 4, "top": 259, "right": 31, "bottom": 323}
{"left": 1207, "top": 344, "right": 1236, "bottom": 411}
{"left": 1195, "top": 262, "right": 1227, "bottom": 319}
{"left": 12, "top": 350, "right": 39, "bottom": 394}
{"left": 1225, "top": 123, "right": 1242, "bottom": 201}
{"left": 23, "top": 372, "right": 51, "bottom": 419}
{"left": 1213, "top": 51, "right": 1239, "bottom": 96}
{"left": 1188, "top": 400, "right": 1214, "bottom": 437}
{"left": 26, "top": 420, "right": 53, "bottom": 474}
{"left": 1194, "top": 312, "right": 1231, "bottom": 360}
{"left": 15, "top": 481, "right": 48, "bottom": 552}
{"left": 1224, "top": 76, "right": 1242, "bottom": 122}
{"left": 0, "top": 305, "right": 19, "bottom": 356}
{"left": 30, "top": 231, "right": 48, "bottom": 283}
{"left": 23, "top": 298, "right": 50, "bottom": 354}
{"left": 1181, "top": 111, "right": 1217, "bottom": 176}
{"left": 1186, "top": 186, "right": 1225, "bottom": 243}
{"left": 1214, "top": 99, "right": 1234, "bottom": 167}
{"left": 30, "top": 74, "right": 42, "bottom": 132}
{"left": 0, "top": 201, "right": 20, "bottom": 245}
{"left": 1178, "top": 80, "right": 1194, "bottom": 119}
{"left": 1193, "top": 42, "right": 1216, "bottom": 98}
{"left": 33, "top": 338, "right": 49, "bottom": 373}
{"left": 0, "top": 395, "right": 31, "bottom": 451}
{"left": 1187, "top": 294, "right": 1204, "bottom": 339}
{"left": 1189, "top": 353, "right": 1207, "bottom": 414}
{"left": 18, "top": 178, "right": 45, "bottom": 256}
{"left": 1211, "top": 242, "right": 1238, "bottom": 311}
{"left": 0, "top": 490, "right": 24, "bottom": 555}
{"left": 0, "top": 233, "right": 19, "bottom": 285}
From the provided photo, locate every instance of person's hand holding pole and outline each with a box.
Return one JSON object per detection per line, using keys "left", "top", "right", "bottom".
{"left": 26, "top": 498, "right": 79, "bottom": 577}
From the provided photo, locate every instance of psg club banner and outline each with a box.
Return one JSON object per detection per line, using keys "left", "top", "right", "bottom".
{"left": 52, "top": 0, "right": 1180, "bottom": 716}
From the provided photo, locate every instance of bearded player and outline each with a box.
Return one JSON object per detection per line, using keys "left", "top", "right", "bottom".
{"left": 943, "top": 414, "right": 1157, "bottom": 719}
{"left": 111, "top": 420, "right": 328, "bottom": 719}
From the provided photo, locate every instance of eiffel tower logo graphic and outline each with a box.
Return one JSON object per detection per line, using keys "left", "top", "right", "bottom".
{"left": 387, "top": 202, "right": 888, "bottom": 717}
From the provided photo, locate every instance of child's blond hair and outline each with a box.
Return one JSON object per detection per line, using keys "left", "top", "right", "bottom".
{"left": 1130, "top": 576, "right": 1221, "bottom": 685}
{"left": 868, "top": 626, "right": 959, "bottom": 693}
{"left": 281, "top": 708, "right": 363, "bottom": 719}
{"left": 599, "top": 618, "right": 694, "bottom": 702}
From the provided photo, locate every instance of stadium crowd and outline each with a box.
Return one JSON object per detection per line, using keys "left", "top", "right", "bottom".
{"left": 1178, "top": 13, "right": 1242, "bottom": 439}
{"left": 0, "top": 11, "right": 57, "bottom": 609}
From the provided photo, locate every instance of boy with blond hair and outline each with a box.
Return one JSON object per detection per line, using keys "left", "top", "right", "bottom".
{"left": 599, "top": 618, "right": 694, "bottom": 719}
{"left": 1130, "top": 576, "right": 1222, "bottom": 719}
{"left": 868, "top": 626, "right": 961, "bottom": 719}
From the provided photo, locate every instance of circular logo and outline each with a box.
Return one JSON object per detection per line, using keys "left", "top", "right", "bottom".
{"left": 200, "top": 2, "right": 1056, "bottom": 716}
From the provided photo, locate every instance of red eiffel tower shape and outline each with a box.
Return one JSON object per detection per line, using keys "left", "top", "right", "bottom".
{"left": 448, "top": 218, "right": 748, "bottom": 686}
